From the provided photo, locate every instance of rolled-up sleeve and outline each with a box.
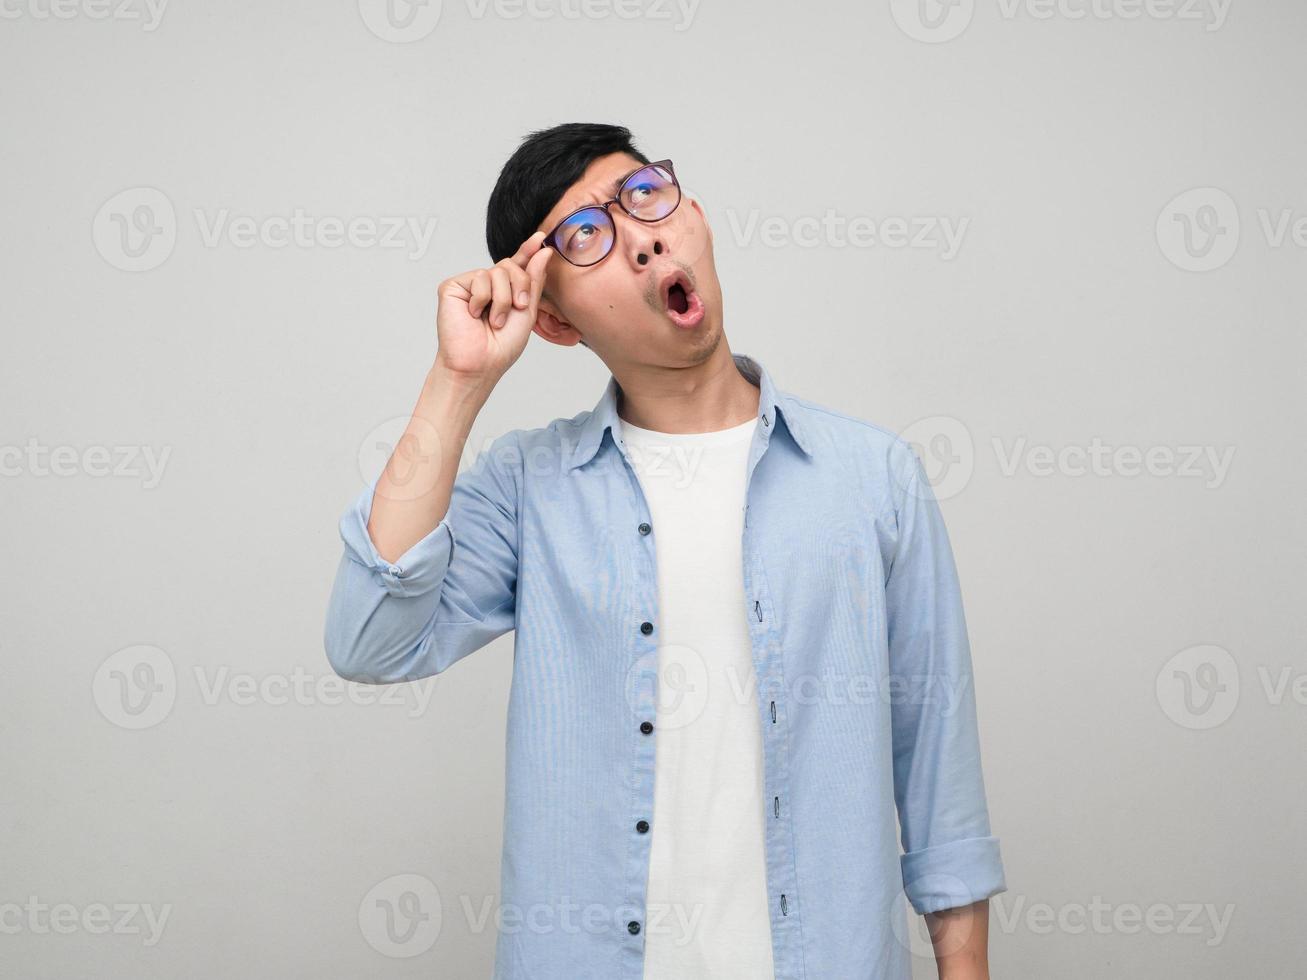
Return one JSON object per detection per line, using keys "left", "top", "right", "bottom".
{"left": 885, "top": 444, "right": 1007, "bottom": 916}
{"left": 324, "top": 429, "right": 521, "bottom": 685}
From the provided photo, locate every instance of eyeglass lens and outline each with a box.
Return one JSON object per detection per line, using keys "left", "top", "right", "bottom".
{"left": 551, "top": 163, "right": 679, "bottom": 266}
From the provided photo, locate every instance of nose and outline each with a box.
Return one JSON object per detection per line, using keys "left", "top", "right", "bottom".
{"left": 613, "top": 209, "right": 667, "bottom": 268}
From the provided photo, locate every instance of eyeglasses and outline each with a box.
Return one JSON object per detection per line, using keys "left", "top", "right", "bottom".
{"left": 540, "top": 159, "right": 681, "bottom": 267}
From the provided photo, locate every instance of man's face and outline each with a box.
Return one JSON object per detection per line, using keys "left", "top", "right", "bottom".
{"left": 533, "top": 152, "right": 723, "bottom": 370}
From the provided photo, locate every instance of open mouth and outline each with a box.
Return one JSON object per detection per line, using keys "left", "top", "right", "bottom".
{"left": 659, "top": 270, "right": 705, "bottom": 328}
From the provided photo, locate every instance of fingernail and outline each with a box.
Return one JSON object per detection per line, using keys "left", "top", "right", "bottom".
{"left": 516, "top": 291, "right": 529, "bottom": 307}
{"left": 495, "top": 312, "right": 506, "bottom": 327}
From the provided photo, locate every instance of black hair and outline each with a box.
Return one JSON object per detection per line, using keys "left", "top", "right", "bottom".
{"left": 485, "top": 122, "right": 649, "bottom": 264}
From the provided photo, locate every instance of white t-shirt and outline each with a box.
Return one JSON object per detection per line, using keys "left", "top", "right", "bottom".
{"left": 619, "top": 413, "right": 775, "bottom": 980}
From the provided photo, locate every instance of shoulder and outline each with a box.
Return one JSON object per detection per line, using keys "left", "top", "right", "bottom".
{"left": 518, "top": 409, "right": 591, "bottom": 457}
{"left": 467, "top": 409, "right": 592, "bottom": 482}
{"left": 781, "top": 391, "right": 920, "bottom": 478}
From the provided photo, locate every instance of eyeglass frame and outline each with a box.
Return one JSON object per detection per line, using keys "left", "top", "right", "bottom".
{"left": 539, "top": 158, "right": 682, "bottom": 267}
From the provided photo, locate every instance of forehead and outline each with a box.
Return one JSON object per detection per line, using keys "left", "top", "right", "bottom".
{"left": 538, "top": 152, "right": 647, "bottom": 232}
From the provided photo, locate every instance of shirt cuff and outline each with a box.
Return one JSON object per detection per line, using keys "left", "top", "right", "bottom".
{"left": 338, "top": 482, "right": 456, "bottom": 598}
{"left": 900, "top": 835, "right": 1007, "bottom": 915}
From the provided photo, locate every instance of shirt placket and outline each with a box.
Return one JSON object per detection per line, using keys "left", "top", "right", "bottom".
{"left": 611, "top": 410, "right": 808, "bottom": 980}
{"left": 742, "top": 410, "right": 808, "bottom": 980}
{"left": 611, "top": 429, "right": 662, "bottom": 980}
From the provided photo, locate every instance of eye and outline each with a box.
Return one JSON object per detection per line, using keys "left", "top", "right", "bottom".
{"left": 565, "top": 223, "right": 598, "bottom": 252}
{"left": 622, "top": 166, "right": 675, "bottom": 216}
{"left": 561, "top": 214, "right": 613, "bottom": 261}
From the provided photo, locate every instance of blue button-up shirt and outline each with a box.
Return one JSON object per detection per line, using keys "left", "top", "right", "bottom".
{"left": 325, "top": 352, "right": 1006, "bottom": 979}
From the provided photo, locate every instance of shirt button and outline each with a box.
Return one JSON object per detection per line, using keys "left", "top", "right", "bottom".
{"left": 627, "top": 921, "right": 641, "bottom": 935}
{"left": 640, "top": 621, "right": 653, "bottom": 635}
{"left": 638, "top": 522, "right": 651, "bottom": 535}
{"left": 636, "top": 820, "right": 649, "bottom": 833}
{"left": 640, "top": 721, "right": 654, "bottom": 735}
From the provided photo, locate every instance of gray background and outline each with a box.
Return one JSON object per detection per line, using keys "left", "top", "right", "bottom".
{"left": 2, "top": 0, "right": 1303, "bottom": 976}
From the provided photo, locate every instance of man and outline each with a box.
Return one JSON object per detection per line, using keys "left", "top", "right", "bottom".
{"left": 325, "top": 123, "right": 1006, "bottom": 979}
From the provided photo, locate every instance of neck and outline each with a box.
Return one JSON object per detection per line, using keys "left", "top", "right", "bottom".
{"left": 612, "top": 345, "right": 759, "bottom": 434}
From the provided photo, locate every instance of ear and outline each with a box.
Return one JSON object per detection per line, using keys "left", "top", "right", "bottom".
{"left": 533, "top": 299, "right": 584, "bottom": 348}
{"left": 688, "top": 195, "right": 713, "bottom": 245}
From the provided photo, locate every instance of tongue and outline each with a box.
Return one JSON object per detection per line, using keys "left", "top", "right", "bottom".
{"left": 668, "top": 283, "right": 689, "bottom": 315}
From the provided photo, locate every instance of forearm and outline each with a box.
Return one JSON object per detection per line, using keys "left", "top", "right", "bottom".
{"left": 366, "top": 360, "right": 494, "bottom": 563}
{"left": 927, "top": 898, "right": 992, "bottom": 980}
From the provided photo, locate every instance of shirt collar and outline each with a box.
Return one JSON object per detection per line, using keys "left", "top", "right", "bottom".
{"left": 566, "top": 351, "right": 814, "bottom": 471}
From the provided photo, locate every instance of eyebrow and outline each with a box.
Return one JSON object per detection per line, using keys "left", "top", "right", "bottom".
{"left": 554, "top": 163, "right": 647, "bottom": 226}
{"left": 607, "top": 163, "right": 641, "bottom": 199}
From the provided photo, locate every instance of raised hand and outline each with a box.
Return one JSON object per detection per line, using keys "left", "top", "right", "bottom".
{"left": 434, "top": 230, "right": 554, "bottom": 384}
